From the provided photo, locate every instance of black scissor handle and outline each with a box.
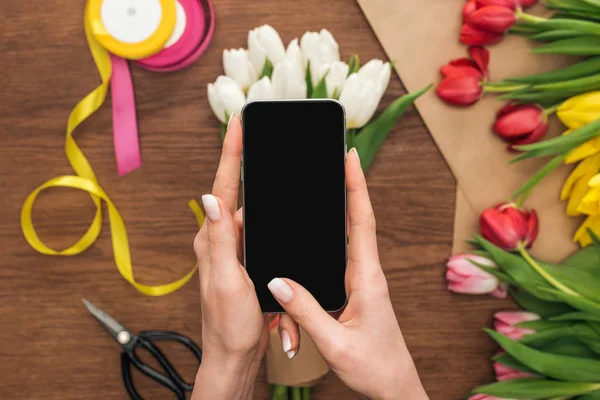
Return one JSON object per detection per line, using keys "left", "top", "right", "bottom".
{"left": 138, "top": 330, "right": 202, "bottom": 392}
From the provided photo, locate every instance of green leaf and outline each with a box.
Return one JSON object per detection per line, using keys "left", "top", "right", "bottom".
{"left": 348, "top": 54, "right": 360, "bottom": 75}
{"left": 531, "top": 19, "right": 600, "bottom": 36}
{"left": 510, "top": 288, "right": 574, "bottom": 318}
{"left": 539, "top": 261, "right": 600, "bottom": 303}
{"left": 516, "top": 320, "right": 570, "bottom": 331}
{"left": 486, "top": 328, "right": 600, "bottom": 381}
{"left": 552, "top": 312, "right": 600, "bottom": 322}
{"left": 260, "top": 59, "right": 274, "bottom": 79}
{"left": 512, "top": 155, "right": 565, "bottom": 199}
{"left": 493, "top": 352, "right": 540, "bottom": 374}
{"left": 538, "top": 288, "right": 600, "bottom": 318}
{"left": 531, "top": 29, "right": 583, "bottom": 41}
{"left": 580, "top": 391, "right": 600, "bottom": 400}
{"left": 547, "top": 0, "right": 600, "bottom": 13}
{"left": 540, "top": 338, "right": 599, "bottom": 359}
{"left": 590, "top": 228, "right": 600, "bottom": 257}
{"left": 354, "top": 84, "right": 431, "bottom": 171}
{"left": 563, "top": 246, "right": 600, "bottom": 274}
{"left": 220, "top": 110, "right": 230, "bottom": 141}
{"left": 519, "top": 324, "right": 600, "bottom": 354}
{"left": 507, "top": 56, "right": 600, "bottom": 84}
{"left": 474, "top": 236, "right": 557, "bottom": 301}
{"left": 534, "top": 72, "right": 600, "bottom": 92}
{"left": 346, "top": 129, "right": 357, "bottom": 150}
{"left": 311, "top": 74, "right": 329, "bottom": 99}
{"left": 583, "top": 0, "right": 600, "bottom": 8}
{"left": 532, "top": 36, "right": 600, "bottom": 55}
{"left": 473, "top": 379, "right": 600, "bottom": 399}
{"left": 305, "top": 61, "right": 313, "bottom": 98}
{"left": 514, "top": 117, "right": 600, "bottom": 158}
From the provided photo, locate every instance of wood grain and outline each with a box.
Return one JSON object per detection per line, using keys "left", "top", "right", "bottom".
{"left": 0, "top": 0, "right": 514, "bottom": 398}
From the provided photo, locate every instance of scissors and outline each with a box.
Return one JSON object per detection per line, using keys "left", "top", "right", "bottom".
{"left": 83, "top": 299, "right": 202, "bottom": 400}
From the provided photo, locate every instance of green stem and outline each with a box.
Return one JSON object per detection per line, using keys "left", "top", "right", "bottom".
{"left": 302, "top": 387, "right": 311, "bottom": 400}
{"left": 514, "top": 189, "right": 531, "bottom": 208}
{"left": 517, "top": 10, "right": 546, "bottom": 23}
{"left": 518, "top": 245, "right": 581, "bottom": 297}
{"left": 483, "top": 83, "right": 529, "bottom": 93}
{"left": 543, "top": 103, "right": 560, "bottom": 116}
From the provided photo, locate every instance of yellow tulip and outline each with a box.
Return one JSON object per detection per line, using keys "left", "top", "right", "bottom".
{"left": 561, "top": 154, "right": 600, "bottom": 216}
{"left": 574, "top": 215, "right": 600, "bottom": 247}
{"left": 558, "top": 91, "right": 600, "bottom": 130}
{"left": 578, "top": 173, "right": 600, "bottom": 216}
{"left": 565, "top": 137, "right": 600, "bottom": 164}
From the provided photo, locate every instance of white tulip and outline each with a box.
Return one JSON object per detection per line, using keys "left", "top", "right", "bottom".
{"left": 247, "top": 77, "right": 275, "bottom": 101}
{"left": 317, "top": 61, "right": 349, "bottom": 98}
{"left": 271, "top": 59, "right": 307, "bottom": 99}
{"left": 285, "top": 39, "right": 306, "bottom": 78}
{"left": 207, "top": 76, "right": 246, "bottom": 123}
{"left": 300, "top": 29, "right": 340, "bottom": 86}
{"left": 247, "top": 25, "right": 286, "bottom": 74}
{"left": 357, "top": 59, "right": 391, "bottom": 96}
{"left": 339, "top": 73, "right": 381, "bottom": 129}
{"left": 223, "top": 48, "right": 258, "bottom": 92}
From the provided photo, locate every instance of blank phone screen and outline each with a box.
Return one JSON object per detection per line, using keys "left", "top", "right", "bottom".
{"left": 242, "top": 100, "right": 347, "bottom": 313}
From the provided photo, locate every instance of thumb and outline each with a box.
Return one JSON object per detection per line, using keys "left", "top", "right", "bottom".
{"left": 267, "top": 278, "right": 343, "bottom": 347}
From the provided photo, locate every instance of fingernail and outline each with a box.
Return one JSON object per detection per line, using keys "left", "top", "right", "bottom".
{"left": 286, "top": 350, "right": 296, "bottom": 359}
{"left": 267, "top": 278, "right": 294, "bottom": 303}
{"left": 281, "top": 330, "right": 292, "bottom": 352}
{"left": 351, "top": 147, "right": 360, "bottom": 161}
{"left": 202, "top": 195, "right": 221, "bottom": 221}
{"left": 227, "top": 113, "right": 236, "bottom": 129}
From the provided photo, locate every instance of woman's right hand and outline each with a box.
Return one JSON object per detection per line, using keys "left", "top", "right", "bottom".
{"left": 268, "top": 148, "right": 429, "bottom": 400}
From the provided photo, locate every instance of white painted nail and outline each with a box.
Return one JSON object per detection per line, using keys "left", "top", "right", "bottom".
{"left": 267, "top": 278, "right": 294, "bottom": 303}
{"left": 202, "top": 195, "right": 221, "bottom": 221}
{"left": 287, "top": 350, "right": 296, "bottom": 359}
{"left": 227, "top": 113, "right": 236, "bottom": 129}
{"left": 351, "top": 147, "right": 359, "bottom": 161}
{"left": 281, "top": 330, "right": 292, "bottom": 353}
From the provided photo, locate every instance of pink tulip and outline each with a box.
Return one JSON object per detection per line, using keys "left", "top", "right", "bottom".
{"left": 494, "top": 311, "right": 540, "bottom": 340}
{"left": 469, "top": 395, "right": 510, "bottom": 400}
{"left": 446, "top": 254, "right": 508, "bottom": 298}
{"left": 494, "top": 362, "right": 537, "bottom": 381}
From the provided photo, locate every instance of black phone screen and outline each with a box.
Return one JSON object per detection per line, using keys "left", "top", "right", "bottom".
{"left": 242, "top": 100, "right": 347, "bottom": 313}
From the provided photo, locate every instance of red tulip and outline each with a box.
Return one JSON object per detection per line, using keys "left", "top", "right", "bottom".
{"left": 494, "top": 103, "right": 548, "bottom": 150}
{"left": 437, "top": 46, "right": 489, "bottom": 106}
{"left": 463, "top": 0, "right": 478, "bottom": 20}
{"left": 467, "top": 5, "right": 517, "bottom": 34}
{"left": 480, "top": 203, "right": 539, "bottom": 250}
{"left": 476, "top": 0, "right": 516, "bottom": 9}
{"left": 460, "top": 24, "right": 504, "bottom": 46}
{"left": 519, "top": 0, "right": 538, "bottom": 7}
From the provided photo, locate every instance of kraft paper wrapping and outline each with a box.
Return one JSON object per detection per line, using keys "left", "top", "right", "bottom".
{"left": 266, "top": 327, "right": 330, "bottom": 386}
{"left": 356, "top": 0, "right": 581, "bottom": 262}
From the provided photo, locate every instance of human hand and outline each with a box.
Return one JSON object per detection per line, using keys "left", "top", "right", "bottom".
{"left": 269, "top": 148, "right": 429, "bottom": 400}
{"left": 191, "top": 115, "right": 268, "bottom": 400}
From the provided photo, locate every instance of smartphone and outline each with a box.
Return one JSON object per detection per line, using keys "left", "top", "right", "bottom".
{"left": 241, "top": 99, "right": 347, "bottom": 313}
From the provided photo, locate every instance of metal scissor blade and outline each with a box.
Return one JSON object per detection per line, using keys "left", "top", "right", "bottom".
{"left": 82, "top": 299, "right": 128, "bottom": 342}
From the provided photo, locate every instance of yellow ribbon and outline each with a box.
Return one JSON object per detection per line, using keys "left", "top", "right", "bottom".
{"left": 20, "top": 2, "right": 201, "bottom": 296}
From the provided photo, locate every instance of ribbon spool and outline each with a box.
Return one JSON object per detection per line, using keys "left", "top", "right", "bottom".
{"left": 21, "top": 0, "right": 215, "bottom": 296}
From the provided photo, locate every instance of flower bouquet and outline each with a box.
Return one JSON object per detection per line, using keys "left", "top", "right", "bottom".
{"left": 206, "top": 25, "right": 430, "bottom": 399}
{"left": 207, "top": 25, "right": 431, "bottom": 172}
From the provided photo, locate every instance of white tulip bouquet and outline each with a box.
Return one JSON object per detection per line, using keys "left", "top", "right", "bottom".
{"left": 208, "top": 25, "right": 431, "bottom": 171}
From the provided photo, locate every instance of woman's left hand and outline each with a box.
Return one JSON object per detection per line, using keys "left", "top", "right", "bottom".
{"left": 192, "top": 114, "right": 269, "bottom": 400}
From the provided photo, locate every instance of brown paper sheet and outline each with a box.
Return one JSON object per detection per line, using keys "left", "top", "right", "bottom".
{"left": 266, "top": 327, "right": 330, "bottom": 386}
{"left": 356, "top": 0, "right": 581, "bottom": 262}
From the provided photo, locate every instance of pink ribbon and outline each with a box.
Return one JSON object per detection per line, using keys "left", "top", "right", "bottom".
{"left": 110, "top": 54, "right": 142, "bottom": 176}
{"left": 109, "top": 0, "right": 215, "bottom": 175}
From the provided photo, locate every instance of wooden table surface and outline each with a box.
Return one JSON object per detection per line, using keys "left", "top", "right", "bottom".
{"left": 0, "top": 0, "right": 515, "bottom": 398}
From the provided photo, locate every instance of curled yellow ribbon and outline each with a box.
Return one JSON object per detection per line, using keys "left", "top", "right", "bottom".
{"left": 20, "top": 2, "right": 201, "bottom": 296}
